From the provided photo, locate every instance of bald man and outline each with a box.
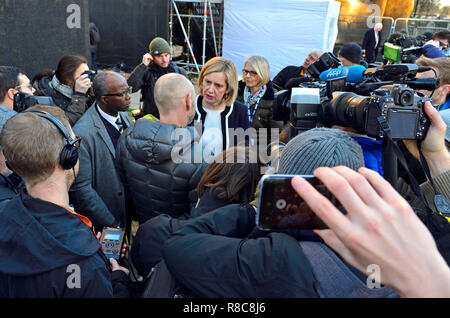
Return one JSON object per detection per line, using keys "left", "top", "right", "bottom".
{"left": 115, "top": 73, "right": 207, "bottom": 223}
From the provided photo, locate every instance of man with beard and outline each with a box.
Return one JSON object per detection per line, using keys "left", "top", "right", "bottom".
{"left": 128, "top": 37, "right": 188, "bottom": 119}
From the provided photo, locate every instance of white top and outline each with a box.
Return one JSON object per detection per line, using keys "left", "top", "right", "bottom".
{"left": 97, "top": 104, "right": 121, "bottom": 132}
{"left": 201, "top": 107, "right": 223, "bottom": 162}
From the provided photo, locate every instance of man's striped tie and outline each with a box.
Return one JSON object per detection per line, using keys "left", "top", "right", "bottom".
{"left": 116, "top": 117, "right": 124, "bottom": 134}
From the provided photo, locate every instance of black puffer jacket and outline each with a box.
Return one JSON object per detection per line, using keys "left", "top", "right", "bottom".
{"left": 115, "top": 118, "right": 208, "bottom": 223}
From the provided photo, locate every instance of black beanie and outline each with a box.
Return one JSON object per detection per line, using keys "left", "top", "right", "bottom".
{"left": 277, "top": 127, "right": 365, "bottom": 175}
{"left": 339, "top": 42, "right": 363, "bottom": 64}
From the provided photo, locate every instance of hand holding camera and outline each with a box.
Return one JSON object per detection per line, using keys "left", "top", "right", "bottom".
{"left": 403, "top": 101, "right": 450, "bottom": 178}
{"left": 74, "top": 71, "right": 94, "bottom": 95}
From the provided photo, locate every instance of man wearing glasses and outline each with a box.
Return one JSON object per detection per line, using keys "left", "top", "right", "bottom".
{"left": 0, "top": 66, "right": 35, "bottom": 201}
{"left": 0, "top": 66, "right": 35, "bottom": 124}
{"left": 70, "top": 71, "right": 132, "bottom": 232}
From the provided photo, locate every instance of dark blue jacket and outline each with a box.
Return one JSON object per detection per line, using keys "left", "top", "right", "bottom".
{"left": 0, "top": 192, "right": 120, "bottom": 297}
{"left": 422, "top": 45, "right": 447, "bottom": 59}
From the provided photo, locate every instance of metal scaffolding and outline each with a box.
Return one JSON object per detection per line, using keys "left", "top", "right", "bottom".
{"left": 169, "top": 0, "right": 224, "bottom": 74}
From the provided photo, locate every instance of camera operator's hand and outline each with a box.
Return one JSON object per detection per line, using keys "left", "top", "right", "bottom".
{"left": 291, "top": 166, "right": 450, "bottom": 297}
{"left": 142, "top": 53, "right": 153, "bottom": 67}
{"left": 109, "top": 258, "right": 129, "bottom": 275}
{"left": 403, "top": 101, "right": 450, "bottom": 178}
{"left": 74, "top": 74, "right": 92, "bottom": 95}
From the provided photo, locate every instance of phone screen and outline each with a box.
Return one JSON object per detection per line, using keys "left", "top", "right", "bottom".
{"left": 257, "top": 175, "right": 341, "bottom": 230}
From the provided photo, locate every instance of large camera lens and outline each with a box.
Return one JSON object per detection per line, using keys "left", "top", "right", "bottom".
{"left": 324, "top": 92, "right": 370, "bottom": 133}
{"left": 398, "top": 90, "right": 414, "bottom": 106}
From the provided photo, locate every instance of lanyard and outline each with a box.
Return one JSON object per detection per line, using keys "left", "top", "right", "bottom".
{"left": 244, "top": 85, "right": 266, "bottom": 124}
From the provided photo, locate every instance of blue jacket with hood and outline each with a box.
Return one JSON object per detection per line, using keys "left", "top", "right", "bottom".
{"left": 0, "top": 191, "right": 116, "bottom": 297}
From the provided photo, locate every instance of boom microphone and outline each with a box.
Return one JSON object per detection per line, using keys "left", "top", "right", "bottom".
{"left": 319, "top": 65, "right": 366, "bottom": 83}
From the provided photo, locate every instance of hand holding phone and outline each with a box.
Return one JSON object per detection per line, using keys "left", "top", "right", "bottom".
{"left": 256, "top": 175, "right": 342, "bottom": 230}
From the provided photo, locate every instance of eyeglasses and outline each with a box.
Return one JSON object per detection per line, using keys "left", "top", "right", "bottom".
{"left": 102, "top": 87, "right": 132, "bottom": 97}
{"left": 14, "top": 83, "right": 34, "bottom": 92}
{"left": 242, "top": 69, "right": 258, "bottom": 77}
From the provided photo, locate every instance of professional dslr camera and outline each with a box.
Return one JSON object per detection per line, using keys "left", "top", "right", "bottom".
{"left": 324, "top": 84, "right": 432, "bottom": 140}
{"left": 289, "top": 63, "right": 438, "bottom": 140}
{"left": 13, "top": 92, "right": 55, "bottom": 112}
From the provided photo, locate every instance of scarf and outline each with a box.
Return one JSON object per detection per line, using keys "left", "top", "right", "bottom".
{"left": 244, "top": 85, "right": 266, "bottom": 124}
{"left": 50, "top": 75, "right": 74, "bottom": 99}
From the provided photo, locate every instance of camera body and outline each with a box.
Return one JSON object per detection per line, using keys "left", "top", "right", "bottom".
{"left": 13, "top": 92, "right": 55, "bottom": 112}
{"left": 364, "top": 85, "right": 431, "bottom": 140}
{"left": 81, "top": 70, "right": 96, "bottom": 82}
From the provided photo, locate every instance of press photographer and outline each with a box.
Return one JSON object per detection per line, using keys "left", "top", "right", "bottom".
{"left": 32, "top": 55, "right": 95, "bottom": 126}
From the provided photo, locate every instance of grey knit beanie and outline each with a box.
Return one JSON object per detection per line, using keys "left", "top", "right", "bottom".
{"left": 278, "top": 127, "right": 365, "bottom": 175}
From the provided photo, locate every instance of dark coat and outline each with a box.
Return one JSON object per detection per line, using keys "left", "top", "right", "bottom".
{"left": 162, "top": 203, "right": 398, "bottom": 298}
{"left": 0, "top": 192, "right": 118, "bottom": 297}
{"left": 362, "top": 28, "right": 380, "bottom": 63}
{"left": 33, "top": 76, "right": 92, "bottom": 126}
{"left": 69, "top": 105, "right": 132, "bottom": 229}
{"left": 162, "top": 203, "right": 318, "bottom": 298}
{"left": 0, "top": 173, "right": 22, "bottom": 202}
{"left": 272, "top": 65, "right": 305, "bottom": 90}
{"left": 127, "top": 61, "right": 187, "bottom": 118}
{"left": 236, "top": 80, "right": 283, "bottom": 146}
{"left": 115, "top": 118, "right": 208, "bottom": 224}
{"left": 130, "top": 188, "right": 231, "bottom": 277}
{"left": 193, "top": 96, "right": 251, "bottom": 151}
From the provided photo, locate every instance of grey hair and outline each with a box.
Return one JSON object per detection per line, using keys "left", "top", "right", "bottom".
{"left": 310, "top": 49, "right": 324, "bottom": 58}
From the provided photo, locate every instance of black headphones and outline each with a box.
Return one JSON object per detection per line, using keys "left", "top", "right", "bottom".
{"left": 25, "top": 110, "right": 79, "bottom": 170}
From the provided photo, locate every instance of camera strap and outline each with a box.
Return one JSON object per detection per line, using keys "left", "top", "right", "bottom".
{"left": 418, "top": 148, "right": 450, "bottom": 219}
{"left": 377, "top": 116, "right": 450, "bottom": 220}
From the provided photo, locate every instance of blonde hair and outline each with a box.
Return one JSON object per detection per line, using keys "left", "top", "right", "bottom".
{"left": 198, "top": 57, "right": 238, "bottom": 105}
{"left": 243, "top": 56, "right": 271, "bottom": 87}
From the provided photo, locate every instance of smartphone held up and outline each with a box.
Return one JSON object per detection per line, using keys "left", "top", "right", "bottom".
{"left": 256, "top": 175, "right": 343, "bottom": 231}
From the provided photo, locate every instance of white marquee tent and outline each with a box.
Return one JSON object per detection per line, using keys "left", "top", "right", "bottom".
{"left": 222, "top": 0, "right": 341, "bottom": 79}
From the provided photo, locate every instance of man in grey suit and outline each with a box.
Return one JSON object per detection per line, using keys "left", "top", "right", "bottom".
{"left": 70, "top": 71, "right": 132, "bottom": 230}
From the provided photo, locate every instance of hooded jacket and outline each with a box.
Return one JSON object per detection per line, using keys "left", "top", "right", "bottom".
{"left": 0, "top": 192, "right": 115, "bottom": 297}
{"left": 115, "top": 118, "right": 208, "bottom": 224}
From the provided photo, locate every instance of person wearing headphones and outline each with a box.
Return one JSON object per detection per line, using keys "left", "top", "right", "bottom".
{"left": 0, "top": 105, "right": 129, "bottom": 297}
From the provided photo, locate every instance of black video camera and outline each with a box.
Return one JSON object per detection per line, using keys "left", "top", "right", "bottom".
{"left": 13, "top": 92, "right": 55, "bottom": 112}
{"left": 306, "top": 52, "right": 342, "bottom": 79}
{"left": 383, "top": 33, "right": 426, "bottom": 64}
